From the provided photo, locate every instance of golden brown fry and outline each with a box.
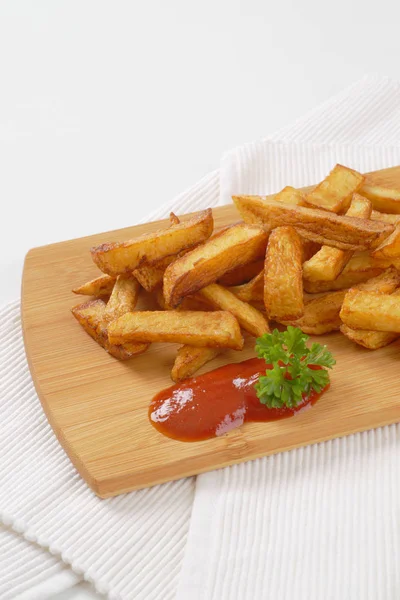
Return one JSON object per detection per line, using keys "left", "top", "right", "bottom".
{"left": 163, "top": 223, "right": 268, "bottom": 308}
{"left": 274, "top": 186, "right": 306, "bottom": 206}
{"left": 155, "top": 288, "right": 210, "bottom": 311}
{"left": 346, "top": 193, "right": 372, "bottom": 218}
{"left": 304, "top": 164, "right": 364, "bottom": 213}
{"left": 104, "top": 275, "right": 140, "bottom": 322}
{"left": 198, "top": 283, "right": 269, "bottom": 337}
{"left": 371, "top": 210, "right": 400, "bottom": 225}
{"left": 352, "top": 266, "right": 400, "bottom": 294}
{"left": 171, "top": 346, "right": 222, "bottom": 382}
{"left": 132, "top": 214, "right": 187, "bottom": 291}
{"left": 360, "top": 184, "right": 400, "bottom": 214}
{"left": 340, "top": 288, "right": 400, "bottom": 350}
{"left": 72, "top": 274, "right": 116, "bottom": 297}
{"left": 229, "top": 271, "right": 264, "bottom": 303}
{"left": 218, "top": 259, "right": 264, "bottom": 286}
{"left": 303, "top": 252, "right": 389, "bottom": 293}
{"left": 281, "top": 290, "right": 346, "bottom": 334}
{"left": 264, "top": 226, "right": 304, "bottom": 320}
{"left": 340, "top": 289, "right": 400, "bottom": 332}
{"left": 133, "top": 255, "right": 173, "bottom": 292}
{"left": 71, "top": 299, "right": 149, "bottom": 359}
{"left": 340, "top": 324, "right": 399, "bottom": 350}
{"left": 232, "top": 195, "right": 393, "bottom": 251}
{"left": 302, "top": 194, "right": 373, "bottom": 282}
{"left": 303, "top": 246, "right": 353, "bottom": 283}
{"left": 372, "top": 224, "right": 400, "bottom": 259}
{"left": 108, "top": 310, "right": 244, "bottom": 349}
{"left": 91, "top": 208, "right": 213, "bottom": 276}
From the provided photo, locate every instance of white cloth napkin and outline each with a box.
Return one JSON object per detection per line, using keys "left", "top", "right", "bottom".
{"left": 2, "top": 74, "right": 400, "bottom": 600}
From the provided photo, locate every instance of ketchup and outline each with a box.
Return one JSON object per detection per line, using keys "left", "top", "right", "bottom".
{"left": 149, "top": 357, "right": 328, "bottom": 442}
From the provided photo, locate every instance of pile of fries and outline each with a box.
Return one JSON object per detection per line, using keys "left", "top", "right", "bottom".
{"left": 72, "top": 164, "right": 400, "bottom": 381}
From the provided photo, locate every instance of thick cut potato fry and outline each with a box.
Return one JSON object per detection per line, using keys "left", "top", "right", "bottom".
{"left": 72, "top": 274, "right": 116, "bottom": 297}
{"left": 340, "top": 324, "right": 399, "bottom": 350}
{"left": 274, "top": 186, "right": 306, "bottom": 206}
{"left": 171, "top": 346, "right": 222, "bottom": 382}
{"left": 218, "top": 259, "right": 263, "bottom": 286}
{"left": 346, "top": 193, "right": 373, "bottom": 218}
{"left": 303, "top": 252, "right": 390, "bottom": 293}
{"left": 104, "top": 275, "right": 140, "bottom": 322}
{"left": 371, "top": 210, "right": 400, "bottom": 225}
{"left": 91, "top": 208, "right": 213, "bottom": 276}
{"left": 229, "top": 271, "right": 264, "bottom": 303}
{"left": 281, "top": 290, "right": 346, "bottom": 334}
{"left": 133, "top": 213, "right": 186, "bottom": 291}
{"left": 264, "top": 226, "right": 304, "bottom": 320}
{"left": 163, "top": 223, "right": 268, "bottom": 308}
{"left": 108, "top": 310, "right": 244, "bottom": 349}
{"left": 340, "top": 288, "right": 400, "bottom": 350}
{"left": 340, "top": 289, "right": 400, "bottom": 332}
{"left": 134, "top": 255, "right": 173, "bottom": 292}
{"left": 155, "top": 289, "right": 211, "bottom": 311}
{"left": 232, "top": 195, "right": 393, "bottom": 251}
{"left": 303, "top": 245, "right": 353, "bottom": 283}
{"left": 198, "top": 283, "right": 269, "bottom": 337}
{"left": 71, "top": 299, "right": 149, "bottom": 359}
{"left": 360, "top": 184, "right": 400, "bottom": 214}
{"left": 303, "top": 194, "right": 373, "bottom": 282}
{"left": 354, "top": 266, "right": 400, "bottom": 294}
{"left": 372, "top": 224, "right": 400, "bottom": 259}
{"left": 304, "top": 164, "right": 364, "bottom": 213}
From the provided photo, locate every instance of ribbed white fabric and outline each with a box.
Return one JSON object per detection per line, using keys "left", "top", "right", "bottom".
{"left": 2, "top": 75, "right": 400, "bottom": 600}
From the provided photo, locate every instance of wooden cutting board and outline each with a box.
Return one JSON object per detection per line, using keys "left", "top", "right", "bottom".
{"left": 22, "top": 166, "right": 400, "bottom": 498}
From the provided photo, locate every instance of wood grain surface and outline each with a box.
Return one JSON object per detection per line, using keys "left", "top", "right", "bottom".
{"left": 22, "top": 166, "right": 400, "bottom": 497}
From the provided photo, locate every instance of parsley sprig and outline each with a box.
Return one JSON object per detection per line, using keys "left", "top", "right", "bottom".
{"left": 255, "top": 326, "right": 335, "bottom": 409}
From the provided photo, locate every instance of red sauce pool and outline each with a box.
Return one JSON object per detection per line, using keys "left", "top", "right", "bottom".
{"left": 149, "top": 357, "right": 328, "bottom": 442}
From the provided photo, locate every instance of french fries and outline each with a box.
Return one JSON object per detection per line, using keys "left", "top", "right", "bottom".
{"left": 218, "top": 259, "right": 263, "bottom": 286}
{"left": 354, "top": 266, "right": 400, "bottom": 294}
{"left": 163, "top": 223, "right": 268, "bottom": 308}
{"left": 264, "top": 226, "right": 304, "bottom": 320}
{"left": 340, "top": 288, "right": 400, "bottom": 350}
{"left": 281, "top": 290, "right": 347, "bottom": 335}
{"left": 229, "top": 271, "right": 264, "bottom": 303}
{"left": 233, "top": 195, "right": 393, "bottom": 250}
{"left": 304, "top": 164, "right": 364, "bottom": 213}
{"left": 91, "top": 208, "right": 213, "bottom": 276}
{"left": 371, "top": 210, "right": 400, "bottom": 225}
{"left": 340, "top": 324, "right": 400, "bottom": 350}
{"left": 372, "top": 224, "right": 400, "bottom": 259}
{"left": 198, "top": 283, "right": 269, "bottom": 337}
{"left": 171, "top": 346, "right": 222, "bottom": 382}
{"left": 133, "top": 255, "right": 174, "bottom": 292}
{"left": 73, "top": 274, "right": 116, "bottom": 297}
{"left": 72, "top": 163, "right": 400, "bottom": 382}
{"left": 340, "top": 289, "right": 400, "bottom": 332}
{"left": 71, "top": 300, "right": 149, "bottom": 359}
{"left": 360, "top": 184, "right": 400, "bottom": 214}
{"left": 302, "top": 194, "right": 372, "bottom": 282}
{"left": 104, "top": 275, "right": 140, "bottom": 322}
{"left": 303, "top": 252, "right": 388, "bottom": 293}
{"left": 108, "top": 310, "right": 244, "bottom": 349}
{"left": 274, "top": 186, "right": 306, "bottom": 206}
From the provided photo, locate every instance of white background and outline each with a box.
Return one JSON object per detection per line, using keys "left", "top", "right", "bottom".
{"left": 1, "top": 0, "right": 400, "bottom": 598}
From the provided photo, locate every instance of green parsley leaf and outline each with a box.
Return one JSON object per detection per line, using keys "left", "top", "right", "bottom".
{"left": 254, "top": 326, "right": 335, "bottom": 409}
